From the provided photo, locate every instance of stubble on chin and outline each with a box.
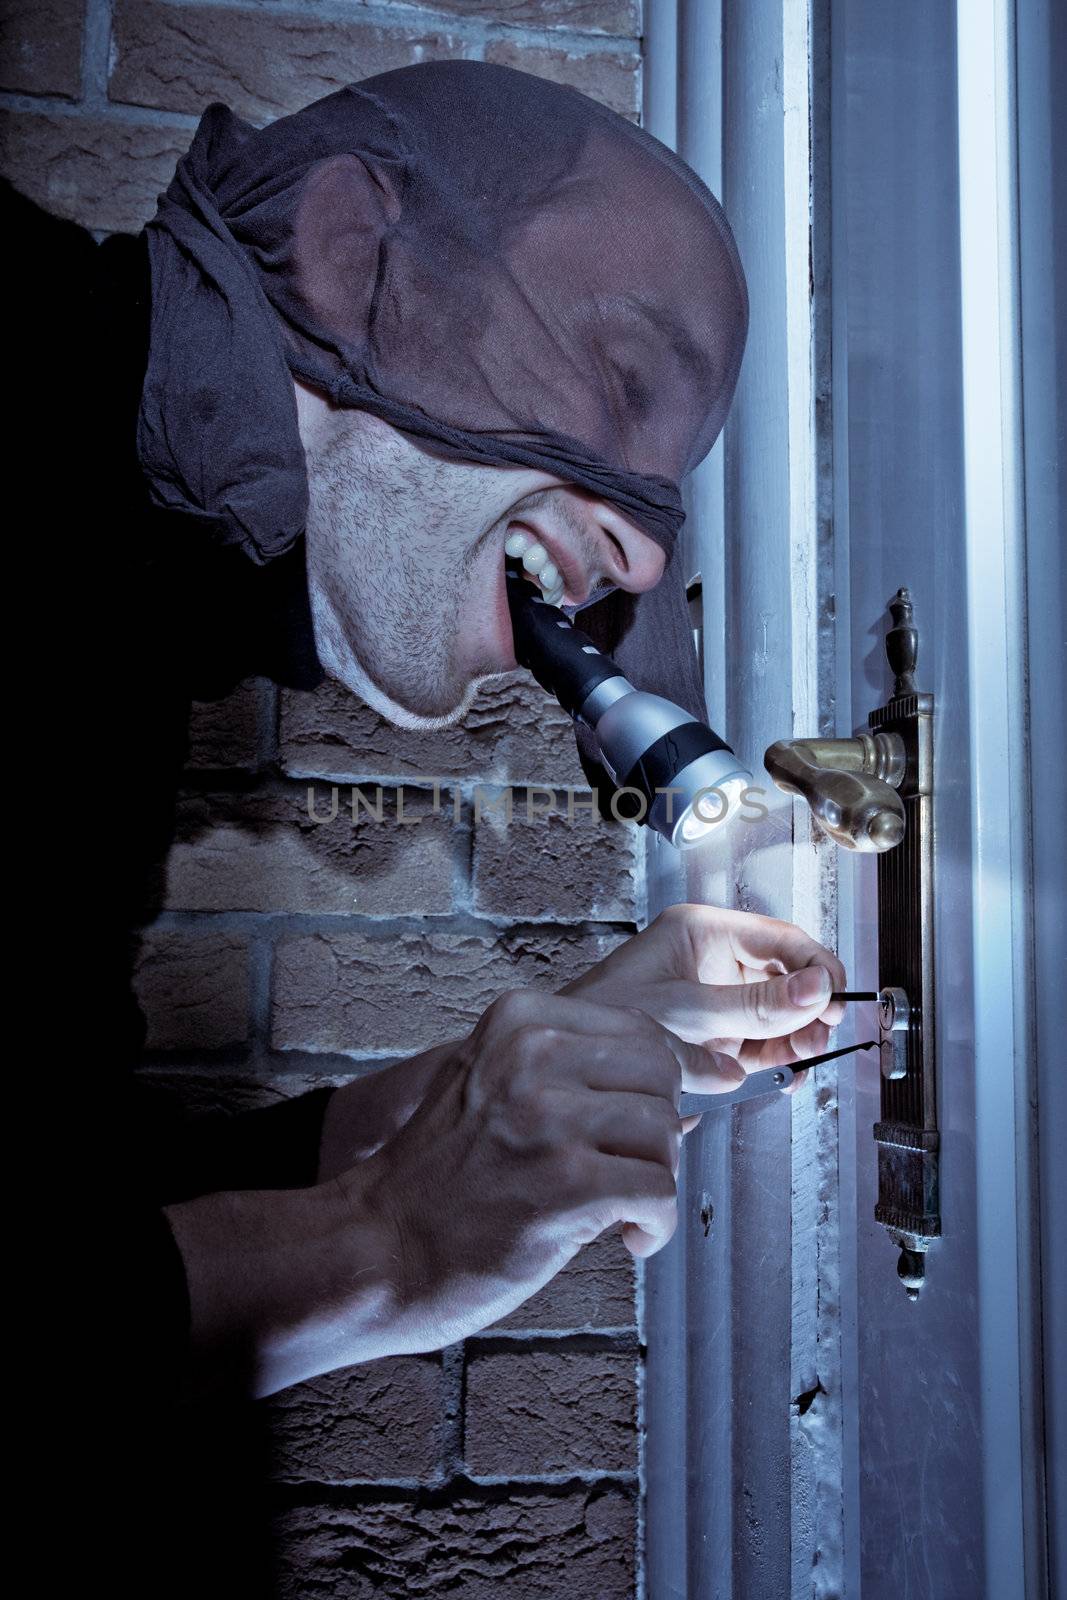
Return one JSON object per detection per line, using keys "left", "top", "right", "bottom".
{"left": 304, "top": 473, "right": 479, "bottom": 728}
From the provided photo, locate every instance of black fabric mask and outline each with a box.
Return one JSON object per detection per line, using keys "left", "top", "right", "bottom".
{"left": 138, "top": 59, "right": 749, "bottom": 773}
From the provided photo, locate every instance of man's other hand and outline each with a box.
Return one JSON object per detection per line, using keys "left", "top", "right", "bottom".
{"left": 560, "top": 902, "right": 847, "bottom": 1093}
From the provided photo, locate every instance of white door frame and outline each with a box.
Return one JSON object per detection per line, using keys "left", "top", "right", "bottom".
{"left": 957, "top": 1, "right": 1045, "bottom": 1591}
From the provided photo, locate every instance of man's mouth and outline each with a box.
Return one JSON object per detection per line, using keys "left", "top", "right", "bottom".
{"left": 492, "top": 525, "right": 612, "bottom": 678}
{"left": 502, "top": 528, "right": 568, "bottom": 607}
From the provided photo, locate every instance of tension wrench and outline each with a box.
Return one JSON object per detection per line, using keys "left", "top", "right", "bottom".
{"left": 681, "top": 1038, "right": 879, "bottom": 1113}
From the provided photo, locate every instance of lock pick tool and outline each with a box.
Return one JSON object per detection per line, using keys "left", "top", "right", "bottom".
{"left": 681, "top": 1038, "right": 879, "bottom": 1113}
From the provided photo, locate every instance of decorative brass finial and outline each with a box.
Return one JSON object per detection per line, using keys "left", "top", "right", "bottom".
{"left": 885, "top": 587, "right": 918, "bottom": 696}
{"left": 897, "top": 1244, "right": 926, "bottom": 1302}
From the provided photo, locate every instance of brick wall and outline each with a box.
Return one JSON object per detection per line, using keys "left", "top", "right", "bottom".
{"left": 2, "top": 3, "right": 652, "bottom": 1593}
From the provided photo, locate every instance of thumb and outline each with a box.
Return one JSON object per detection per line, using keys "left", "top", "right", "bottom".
{"left": 715, "top": 965, "right": 833, "bottom": 1039}
{"left": 644, "top": 1011, "right": 746, "bottom": 1095}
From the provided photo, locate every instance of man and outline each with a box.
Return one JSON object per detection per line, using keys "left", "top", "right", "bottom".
{"left": 12, "top": 57, "right": 845, "bottom": 1590}
{"left": 167, "top": 392, "right": 846, "bottom": 1401}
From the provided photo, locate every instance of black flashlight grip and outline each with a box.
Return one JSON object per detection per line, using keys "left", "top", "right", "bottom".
{"left": 505, "top": 557, "right": 622, "bottom": 718}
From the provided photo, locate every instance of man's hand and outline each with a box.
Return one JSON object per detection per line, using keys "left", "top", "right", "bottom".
{"left": 169, "top": 987, "right": 741, "bottom": 1396}
{"left": 338, "top": 988, "right": 744, "bottom": 1344}
{"left": 167, "top": 907, "right": 845, "bottom": 1398}
{"left": 319, "top": 903, "right": 848, "bottom": 1182}
{"left": 317, "top": 1044, "right": 455, "bottom": 1182}
{"left": 561, "top": 903, "right": 847, "bottom": 1090}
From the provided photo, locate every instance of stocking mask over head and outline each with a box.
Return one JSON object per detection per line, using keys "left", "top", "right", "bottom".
{"left": 139, "top": 60, "right": 749, "bottom": 793}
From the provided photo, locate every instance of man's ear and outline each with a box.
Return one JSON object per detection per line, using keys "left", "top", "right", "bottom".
{"left": 291, "top": 153, "right": 401, "bottom": 345}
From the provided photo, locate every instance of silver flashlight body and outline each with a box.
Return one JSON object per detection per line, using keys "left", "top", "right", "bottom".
{"left": 578, "top": 680, "right": 755, "bottom": 848}
{"left": 505, "top": 556, "right": 753, "bottom": 849}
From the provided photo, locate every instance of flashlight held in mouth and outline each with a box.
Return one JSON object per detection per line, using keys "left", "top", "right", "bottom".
{"left": 505, "top": 556, "right": 754, "bottom": 849}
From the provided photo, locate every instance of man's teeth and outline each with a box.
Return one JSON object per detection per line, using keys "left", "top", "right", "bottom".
{"left": 504, "top": 530, "right": 566, "bottom": 606}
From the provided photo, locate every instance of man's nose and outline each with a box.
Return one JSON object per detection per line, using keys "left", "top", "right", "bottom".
{"left": 584, "top": 497, "right": 667, "bottom": 594}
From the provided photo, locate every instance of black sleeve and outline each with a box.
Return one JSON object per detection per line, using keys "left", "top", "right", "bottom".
{"left": 136, "top": 1080, "right": 339, "bottom": 1207}
{"left": 132, "top": 1206, "right": 194, "bottom": 1399}
{"left": 180, "top": 1083, "right": 339, "bottom": 1196}
{"left": 127, "top": 1082, "right": 338, "bottom": 1401}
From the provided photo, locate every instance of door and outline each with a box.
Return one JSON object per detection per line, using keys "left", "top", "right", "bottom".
{"left": 642, "top": 2, "right": 1063, "bottom": 1595}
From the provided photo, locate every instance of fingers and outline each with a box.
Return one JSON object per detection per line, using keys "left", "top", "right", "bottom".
{"left": 488, "top": 987, "right": 670, "bottom": 1046}
{"left": 686, "top": 904, "right": 845, "bottom": 980}
{"left": 734, "top": 1028, "right": 829, "bottom": 1073}
{"left": 655, "top": 968, "right": 836, "bottom": 1046}
{"left": 575, "top": 1027, "right": 683, "bottom": 1105}
{"left": 581, "top": 1028, "right": 745, "bottom": 1099}
{"left": 736, "top": 1014, "right": 835, "bottom": 1070}
{"left": 586, "top": 1153, "right": 678, "bottom": 1258}
{"left": 622, "top": 1221, "right": 668, "bottom": 1257}
{"left": 683, "top": 906, "right": 848, "bottom": 1026}
{"left": 612, "top": 1006, "right": 745, "bottom": 1097}
{"left": 490, "top": 988, "right": 744, "bottom": 1099}
{"left": 582, "top": 1090, "right": 684, "bottom": 1174}
{"left": 788, "top": 1015, "right": 832, "bottom": 1058}
{"left": 746, "top": 966, "right": 835, "bottom": 1033}
{"left": 790, "top": 961, "right": 847, "bottom": 1029}
{"left": 675, "top": 1041, "right": 746, "bottom": 1095}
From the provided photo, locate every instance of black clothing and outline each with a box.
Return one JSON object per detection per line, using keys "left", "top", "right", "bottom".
{"left": 9, "top": 174, "right": 337, "bottom": 1593}
{"left": 12, "top": 170, "right": 335, "bottom": 1364}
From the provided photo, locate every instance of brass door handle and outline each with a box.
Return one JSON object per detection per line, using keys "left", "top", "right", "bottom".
{"left": 762, "top": 731, "right": 908, "bottom": 851}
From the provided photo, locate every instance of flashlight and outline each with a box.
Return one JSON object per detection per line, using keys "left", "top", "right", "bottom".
{"left": 505, "top": 557, "right": 753, "bottom": 849}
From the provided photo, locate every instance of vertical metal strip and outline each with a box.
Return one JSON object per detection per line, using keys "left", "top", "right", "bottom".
{"left": 640, "top": 9, "right": 690, "bottom": 1598}
{"left": 1016, "top": 0, "right": 1067, "bottom": 1589}
{"left": 675, "top": 4, "right": 739, "bottom": 1597}
{"left": 957, "top": 0, "right": 1037, "bottom": 1590}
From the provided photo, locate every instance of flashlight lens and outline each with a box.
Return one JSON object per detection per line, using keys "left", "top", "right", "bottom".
{"left": 680, "top": 807, "right": 715, "bottom": 843}
{"left": 677, "top": 775, "right": 749, "bottom": 844}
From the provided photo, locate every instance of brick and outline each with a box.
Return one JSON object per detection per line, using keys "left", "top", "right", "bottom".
{"left": 472, "top": 789, "right": 637, "bottom": 921}
{"left": 391, "top": 0, "right": 640, "bottom": 35}
{"left": 0, "top": 0, "right": 84, "bottom": 98}
{"left": 0, "top": 110, "right": 186, "bottom": 233}
{"left": 133, "top": 930, "right": 249, "bottom": 1050}
{"left": 110, "top": 0, "right": 467, "bottom": 124}
{"left": 489, "top": 1225, "right": 634, "bottom": 1331}
{"left": 281, "top": 672, "right": 585, "bottom": 788}
{"left": 272, "top": 1487, "right": 635, "bottom": 1598}
{"left": 266, "top": 1355, "right": 443, "bottom": 1482}
{"left": 484, "top": 39, "right": 640, "bottom": 119}
{"left": 186, "top": 679, "right": 269, "bottom": 771}
{"left": 271, "top": 927, "right": 622, "bottom": 1054}
{"left": 166, "top": 785, "right": 455, "bottom": 915}
{"left": 465, "top": 1349, "right": 636, "bottom": 1474}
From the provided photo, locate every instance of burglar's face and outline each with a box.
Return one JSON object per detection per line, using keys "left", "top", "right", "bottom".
{"left": 295, "top": 380, "right": 666, "bottom": 728}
